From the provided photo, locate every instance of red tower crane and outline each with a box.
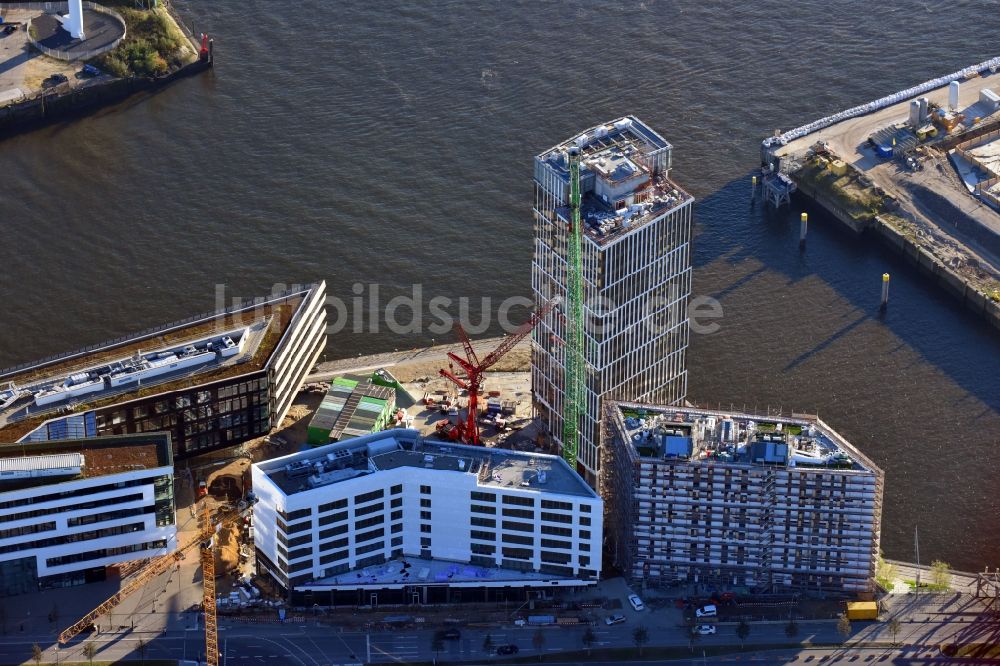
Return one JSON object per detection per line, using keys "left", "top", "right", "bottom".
{"left": 439, "top": 300, "right": 558, "bottom": 446}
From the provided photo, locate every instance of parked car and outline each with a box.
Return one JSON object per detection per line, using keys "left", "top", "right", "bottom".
{"left": 496, "top": 644, "right": 519, "bottom": 655}
{"left": 605, "top": 613, "right": 626, "bottom": 626}
{"left": 696, "top": 604, "right": 718, "bottom": 618}
{"left": 693, "top": 625, "right": 717, "bottom": 635}
{"left": 44, "top": 73, "right": 68, "bottom": 87}
{"left": 628, "top": 594, "right": 645, "bottom": 611}
{"left": 441, "top": 628, "right": 461, "bottom": 640}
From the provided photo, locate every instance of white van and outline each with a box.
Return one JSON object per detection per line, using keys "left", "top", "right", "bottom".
{"left": 695, "top": 604, "right": 717, "bottom": 618}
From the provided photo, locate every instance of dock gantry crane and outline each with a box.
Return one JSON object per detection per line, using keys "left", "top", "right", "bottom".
{"left": 59, "top": 494, "right": 257, "bottom": 666}
{"left": 439, "top": 299, "right": 558, "bottom": 446}
{"left": 561, "top": 145, "right": 586, "bottom": 470}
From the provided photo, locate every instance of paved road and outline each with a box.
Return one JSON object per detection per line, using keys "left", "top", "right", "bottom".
{"left": 0, "top": 610, "right": 970, "bottom": 666}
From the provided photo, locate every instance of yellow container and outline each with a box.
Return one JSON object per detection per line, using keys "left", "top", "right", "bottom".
{"left": 846, "top": 601, "right": 878, "bottom": 620}
{"left": 830, "top": 159, "right": 847, "bottom": 175}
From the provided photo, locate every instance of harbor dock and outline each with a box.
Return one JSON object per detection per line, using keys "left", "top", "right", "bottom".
{"left": 760, "top": 58, "right": 1000, "bottom": 331}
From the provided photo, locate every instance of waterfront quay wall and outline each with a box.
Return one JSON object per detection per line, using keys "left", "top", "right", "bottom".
{"left": 0, "top": 58, "right": 210, "bottom": 138}
{"left": 790, "top": 179, "right": 1000, "bottom": 331}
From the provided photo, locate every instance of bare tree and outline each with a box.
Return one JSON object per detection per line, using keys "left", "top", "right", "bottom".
{"left": 82, "top": 641, "right": 98, "bottom": 665}
{"left": 689, "top": 626, "right": 701, "bottom": 653}
{"left": 736, "top": 620, "right": 751, "bottom": 649}
{"left": 888, "top": 617, "right": 902, "bottom": 645}
{"left": 785, "top": 620, "right": 799, "bottom": 639}
{"left": 31, "top": 643, "right": 42, "bottom": 665}
{"left": 836, "top": 613, "right": 852, "bottom": 643}
{"left": 137, "top": 637, "right": 148, "bottom": 665}
{"left": 430, "top": 631, "right": 444, "bottom": 665}
{"left": 632, "top": 625, "right": 649, "bottom": 656}
{"left": 582, "top": 626, "right": 597, "bottom": 656}
{"left": 532, "top": 629, "right": 546, "bottom": 661}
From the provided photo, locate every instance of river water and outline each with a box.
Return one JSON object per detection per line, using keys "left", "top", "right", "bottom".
{"left": 0, "top": 0, "right": 997, "bottom": 571}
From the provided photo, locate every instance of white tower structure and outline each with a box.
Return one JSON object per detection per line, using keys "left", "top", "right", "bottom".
{"left": 59, "top": 0, "right": 86, "bottom": 40}
{"left": 949, "top": 81, "right": 960, "bottom": 111}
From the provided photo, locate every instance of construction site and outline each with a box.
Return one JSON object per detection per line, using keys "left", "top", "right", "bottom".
{"left": 761, "top": 58, "right": 1000, "bottom": 330}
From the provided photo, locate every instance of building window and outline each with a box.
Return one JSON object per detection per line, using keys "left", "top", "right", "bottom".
{"left": 319, "top": 499, "right": 348, "bottom": 513}
{"left": 355, "top": 541, "right": 383, "bottom": 556}
{"left": 319, "top": 511, "right": 348, "bottom": 526}
{"left": 502, "top": 533, "right": 534, "bottom": 546}
{"left": 471, "top": 517, "right": 496, "bottom": 528}
{"left": 288, "top": 559, "right": 312, "bottom": 573}
{"left": 391, "top": 497, "right": 402, "bottom": 508}
{"left": 471, "top": 530, "right": 495, "bottom": 541}
{"left": 320, "top": 537, "right": 348, "bottom": 551}
{"left": 355, "top": 503, "right": 384, "bottom": 517}
{"left": 420, "top": 510, "right": 432, "bottom": 521}
{"left": 391, "top": 484, "right": 403, "bottom": 495}
{"left": 420, "top": 524, "right": 431, "bottom": 533}
{"left": 471, "top": 491, "right": 496, "bottom": 502}
{"left": 541, "top": 525, "right": 572, "bottom": 537}
{"left": 420, "top": 537, "right": 431, "bottom": 548}
{"left": 471, "top": 504, "right": 496, "bottom": 514}
{"left": 355, "top": 489, "right": 384, "bottom": 505}
{"left": 501, "top": 520, "right": 534, "bottom": 533}
{"left": 356, "top": 516, "right": 382, "bottom": 530}
{"left": 502, "top": 495, "right": 534, "bottom": 507}
{"left": 356, "top": 528, "right": 385, "bottom": 543}
{"left": 502, "top": 508, "right": 533, "bottom": 519}
{"left": 420, "top": 498, "right": 431, "bottom": 508}
{"left": 319, "top": 524, "right": 349, "bottom": 540}
{"left": 541, "top": 538, "right": 571, "bottom": 550}
{"left": 540, "top": 499, "right": 572, "bottom": 511}
{"left": 319, "top": 550, "right": 349, "bottom": 565}
{"left": 286, "top": 520, "right": 312, "bottom": 534}
{"left": 420, "top": 485, "right": 431, "bottom": 494}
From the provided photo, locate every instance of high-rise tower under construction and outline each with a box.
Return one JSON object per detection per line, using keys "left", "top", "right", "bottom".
{"left": 531, "top": 116, "right": 694, "bottom": 484}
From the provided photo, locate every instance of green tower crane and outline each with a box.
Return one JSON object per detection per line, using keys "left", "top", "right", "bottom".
{"left": 561, "top": 146, "right": 586, "bottom": 469}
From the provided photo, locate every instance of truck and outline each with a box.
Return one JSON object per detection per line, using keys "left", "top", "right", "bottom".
{"left": 527, "top": 615, "right": 556, "bottom": 626}
{"left": 845, "top": 601, "right": 878, "bottom": 621}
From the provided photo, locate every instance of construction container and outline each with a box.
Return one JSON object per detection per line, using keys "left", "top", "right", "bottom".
{"left": 307, "top": 375, "right": 396, "bottom": 444}
{"left": 845, "top": 601, "right": 878, "bottom": 621}
{"left": 829, "top": 159, "right": 847, "bottom": 176}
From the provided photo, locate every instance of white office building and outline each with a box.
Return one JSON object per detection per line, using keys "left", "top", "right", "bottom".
{"left": 531, "top": 116, "right": 695, "bottom": 483}
{"left": 603, "top": 403, "right": 884, "bottom": 594}
{"left": 251, "top": 429, "right": 602, "bottom": 606}
{"left": 0, "top": 434, "right": 176, "bottom": 597}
